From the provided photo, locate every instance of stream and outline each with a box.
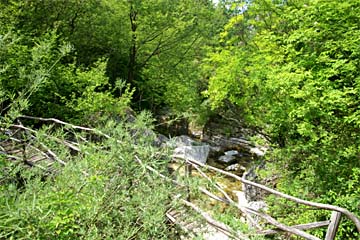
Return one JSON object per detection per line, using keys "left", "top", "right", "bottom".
{"left": 165, "top": 133, "right": 265, "bottom": 208}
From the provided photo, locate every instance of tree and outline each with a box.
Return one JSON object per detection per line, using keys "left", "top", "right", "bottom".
{"left": 1, "top": 0, "right": 225, "bottom": 116}
{"left": 205, "top": 0, "right": 360, "bottom": 237}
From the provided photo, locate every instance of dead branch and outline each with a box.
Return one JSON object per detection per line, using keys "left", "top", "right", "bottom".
{"left": 19, "top": 116, "right": 112, "bottom": 139}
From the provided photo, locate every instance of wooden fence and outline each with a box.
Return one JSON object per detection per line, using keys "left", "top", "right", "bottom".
{"left": 181, "top": 159, "right": 360, "bottom": 240}
{"left": 1, "top": 116, "right": 360, "bottom": 240}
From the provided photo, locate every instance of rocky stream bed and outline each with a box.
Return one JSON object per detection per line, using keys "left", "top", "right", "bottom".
{"left": 154, "top": 114, "right": 271, "bottom": 239}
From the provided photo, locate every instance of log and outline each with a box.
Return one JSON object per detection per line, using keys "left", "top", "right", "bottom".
{"left": 258, "top": 220, "right": 330, "bottom": 235}
{"left": 325, "top": 211, "right": 342, "bottom": 240}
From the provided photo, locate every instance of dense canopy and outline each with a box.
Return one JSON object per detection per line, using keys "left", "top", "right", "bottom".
{"left": 0, "top": 0, "right": 359, "bottom": 239}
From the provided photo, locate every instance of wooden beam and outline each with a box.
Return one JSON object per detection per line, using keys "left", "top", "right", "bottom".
{"left": 325, "top": 211, "right": 342, "bottom": 240}
{"left": 258, "top": 220, "right": 330, "bottom": 235}
{"left": 245, "top": 207, "right": 321, "bottom": 240}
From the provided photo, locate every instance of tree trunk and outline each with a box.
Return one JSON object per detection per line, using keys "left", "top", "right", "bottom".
{"left": 127, "top": 5, "right": 137, "bottom": 84}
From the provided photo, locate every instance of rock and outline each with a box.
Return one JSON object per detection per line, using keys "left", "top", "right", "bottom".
{"left": 204, "top": 133, "right": 268, "bottom": 159}
{"left": 153, "top": 134, "right": 169, "bottom": 147}
{"left": 217, "top": 150, "right": 243, "bottom": 164}
{"left": 233, "top": 190, "right": 248, "bottom": 207}
{"left": 248, "top": 201, "right": 268, "bottom": 212}
{"left": 247, "top": 201, "right": 268, "bottom": 228}
{"left": 224, "top": 150, "right": 239, "bottom": 156}
{"left": 173, "top": 145, "right": 210, "bottom": 164}
{"left": 217, "top": 155, "right": 236, "bottom": 164}
{"left": 249, "top": 147, "right": 266, "bottom": 157}
{"left": 170, "top": 135, "right": 210, "bottom": 164}
{"left": 209, "top": 145, "right": 222, "bottom": 157}
{"left": 170, "top": 135, "right": 198, "bottom": 147}
{"left": 225, "top": 163, "right": 246, "bottom": 172}
{"left": 242, "top": 161, "right": 266, "bottom": 201}
{"left": 233, "top": 191, "right": 268, "bottom": 229}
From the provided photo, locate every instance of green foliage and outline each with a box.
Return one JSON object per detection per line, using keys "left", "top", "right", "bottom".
{"left": 65, "top": 61, "right": 135, "bottom": 124}
{"left": 0, "top": 0, "right": 225, "bottom": 117}
{"left": 0, "top": 27, "right": 133, "bottom": 123}
{"left": 205, "top": 0, "right": 360, "bottom": 237}
{"left": 125, "top": 0, "right": 223, "bottom": 114}
{"left": 0, "top": 30, "right": 71, "bottom": 123}
{"left": 4, "top": 0, "right": 360, "bottom": 238}
{"left": 0, "top": 116, "right": 178, "bottom": 239}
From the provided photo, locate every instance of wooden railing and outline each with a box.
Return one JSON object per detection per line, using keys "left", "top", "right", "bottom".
{"left": 1, "top": 116, "right": 360, "bottom": 240}
{"left": 183, "top": 158, "right": 360, "bottom": 240}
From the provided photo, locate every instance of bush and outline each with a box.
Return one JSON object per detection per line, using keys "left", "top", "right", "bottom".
{"left": 0, "top": 116, "right": 178, "bottom": 239}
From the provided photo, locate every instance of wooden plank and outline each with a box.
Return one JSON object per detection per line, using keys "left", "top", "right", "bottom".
{"left": 258, "top": 220, "right": 331, "bottom": 235}
{"left": 325, "top": 211, "right": 342, "bottom": 240}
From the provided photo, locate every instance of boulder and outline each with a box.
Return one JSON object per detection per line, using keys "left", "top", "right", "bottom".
{"left": 242, "top": 161, "right": 266, "bottom": 201}
{"left": 169, "top": 135, "right": 210, "bottom": 164}
{"left": 233, "top": 191, "right": 268, "bottom": 229}
{"left": 208, "top": 145, "right": 222, "bottom": 158}
{"left": 233, "top": 190, "right": 248, "bottom": 208}
{"left": 173, "top": 145, "right": 210, "bottom": 164}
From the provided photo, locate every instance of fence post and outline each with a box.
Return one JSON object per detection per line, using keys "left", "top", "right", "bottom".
{"left": 325, "top": 211, "right": 342, "bottom": 240}
{"left": 185, "top": 163, "right": 192, "bottom": 201}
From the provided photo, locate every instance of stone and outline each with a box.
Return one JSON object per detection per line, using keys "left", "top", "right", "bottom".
{"left": 209, "top": 145, "right": 222, "bottom": 157}
{"left": 171, "top": 135, "right": 210, "bottom": 164}
{"left": 224, "top": 150, "right": 239, "bottom": 156}
{"left": 248, "top": 201, "right": 268, "bottom": 212}
{"left": 217, "top": 155, "right": 236, "bottom": 164}
{"left": 217, "top": 150, "right": 242, "bottom": 164}
{"left": 173, "top": 145, "right": 210, "bottom": 164}
{"left": 170, "top": 135, "right": 198, "bottom": 147}
{"left": 225, "top": 163, "right": 246, "bottom": 172}
{"left": 233, "top": 191, "right": 268, "bottom": 229}
{"left": 250, "top": 147, "right": 266, "bottom": 157}
{"left": 242, "top": 161, "right": 266, "bottom": 201}
{"left": 153, "top": 134, "right": 169, "bottom": 147}
{"left": 233, "top": 190, "right": 248, "bottom": 208}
